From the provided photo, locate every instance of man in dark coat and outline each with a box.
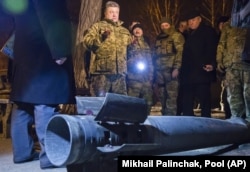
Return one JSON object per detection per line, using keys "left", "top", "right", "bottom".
{"left": 5, "top": 0, "right": 76, "bottom": 169}
{"left": 180, "top": 10, "right": 217, "bottom": 117}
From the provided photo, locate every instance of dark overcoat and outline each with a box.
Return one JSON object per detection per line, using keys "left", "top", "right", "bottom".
{"left": 181, "top": 23, "right": 217, "bottom": 84}
{"left": 10, "top": 0, "right": 76, "bottom": 104}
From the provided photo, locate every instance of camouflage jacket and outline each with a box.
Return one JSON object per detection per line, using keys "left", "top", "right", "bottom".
{"left": 216, "top": 20, "right": 249, "bottom": 70}
{"left": 82, "top": 19, "right": 132, "bottom": 75}
{"left": 127, "top": 36, "right": 153, "bottom": 82}
{"left": 154, "top": 27, "right": 185, "bottom": 70}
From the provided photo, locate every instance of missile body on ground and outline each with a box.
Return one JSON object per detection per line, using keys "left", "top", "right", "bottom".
{"left": 44, "top": 93, "right": 250, "bottom": 172}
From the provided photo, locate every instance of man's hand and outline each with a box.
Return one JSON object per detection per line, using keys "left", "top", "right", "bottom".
{"left": 217, "top": 63, "right": 225, "bottom": 73}
{"left": 55, "top": 57, "right": 67, "bottom": 65}
{"left": 131, "top": 36, "right": 138, "bottom": 44}
{"left": 203, "top": 64, "right": 214, "bottom": 72}
{"left": 172, "top": 68, "right": 179, "bottom": 79}
{"left": 102, "top": 30, "right": 111, "bottom": 41}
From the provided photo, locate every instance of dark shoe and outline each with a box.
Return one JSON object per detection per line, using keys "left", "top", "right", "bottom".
{"left": 14, "top": 151, "right": 39, "bottom": 164}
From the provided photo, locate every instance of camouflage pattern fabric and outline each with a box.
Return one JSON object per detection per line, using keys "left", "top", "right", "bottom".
{"left": 157, "top": 79, "right": 179, "bottom": 115}
{"left": 225, "top": 69, "right": 250, "bottom": 120}
{"left": 127, "top": 36, "right": 154, "bottom": 109}
{"left": 82, "top": 19, "right": 132, "bottom": 96}
{"left": 154, "top": 27, "right": 184, "bottom": 70}
{"left": 127, "top": 80, "right": 153, "bottom": 114}
{"left": 82, "top": 19, "right": 131, "bottom": 75}
{"left": 90, "top": 74, "right": 127, "bottom": 97}
{"left": 216, "top": 20, "right": 250, "bottom": 121}
{"left": 216, "top": 20, "right": 248, "bottom": 69}
{"left": 153, "top": 27, "right": 185, "bottom": 115}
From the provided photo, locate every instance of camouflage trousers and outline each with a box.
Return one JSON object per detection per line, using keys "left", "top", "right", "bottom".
{"left": 155, "top": 70, "right": 179, "bottom": 115}
{"left": 127, "top": 80, "right": 153, "bottom": 114}
{"left": 225, "top": 68, "right": 250, "bottom": 121}
{"left": 90, "top": 74, "right": 127, "bottom": 97}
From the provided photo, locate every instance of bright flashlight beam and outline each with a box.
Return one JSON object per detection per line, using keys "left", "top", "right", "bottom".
{"left": 137, "top": 62, "right": 145, "bottom": 70}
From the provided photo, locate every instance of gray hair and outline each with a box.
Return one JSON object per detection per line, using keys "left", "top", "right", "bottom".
{"left": 105, "top": 1, "right": 120, "bottom": 9}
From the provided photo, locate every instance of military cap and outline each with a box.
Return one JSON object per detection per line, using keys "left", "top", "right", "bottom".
{"left": 131, "top": 23, "right": 143, "bottom": 32}
{"left": 160, "top": 17, "right": 172, "bottom": 24}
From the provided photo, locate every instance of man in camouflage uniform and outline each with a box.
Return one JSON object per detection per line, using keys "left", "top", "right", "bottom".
{"left": 82, "top": 1, "right": 131, "bottom": 97}
{"left": 127, "top": 22, "right": 154, "bottom": 114}
{"left": 216, "top": 19, "right": 250, "bottom": 122}
{"left": 216, "top": 16, "right": 232, "bottom": 119}
{"left": 154, "top": 17, "right": 185, "bottom": 115}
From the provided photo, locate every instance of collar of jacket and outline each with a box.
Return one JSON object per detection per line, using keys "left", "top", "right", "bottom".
{"left": 156, "top": 33, "right": 169, "bottom": 40}
{"left": 162, "top": 26, "right": 175, "bottom": 35}
{"left": 103, "top": 18, "right": 124, "bottom": 26}
{"left": 157, "top": 26, "right": 175, "bottom": 40}
{"left": 188, "top": 22, "right": 203, "bottom": 34}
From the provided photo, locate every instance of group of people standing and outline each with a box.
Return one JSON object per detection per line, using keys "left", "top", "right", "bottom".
{"left": 4, "top": 0, "right": 250, "bottom": 170}
{"left": 83, "top": 1, "right": 250, "bottom": 123}
{"left": 82, "top": 1, "right": 218, "bottom": 118}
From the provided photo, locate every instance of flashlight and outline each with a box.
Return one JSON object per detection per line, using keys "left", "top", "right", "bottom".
{"left": 136, "top": 61, "right": 146, "bottom": 71}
